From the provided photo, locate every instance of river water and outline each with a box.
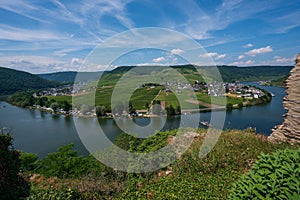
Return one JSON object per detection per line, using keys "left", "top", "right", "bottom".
{"left": 0, "top": 83, "right": 286, "bottom": 157}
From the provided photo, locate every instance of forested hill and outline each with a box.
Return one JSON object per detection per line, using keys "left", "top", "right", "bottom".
{"left": 38, "top": 71, "right": 103, "bottom": 83}
{"left": 217, "top": 65, "right": 293, "bottom": 82}
{"left": 0, "top": 67, "right": 60, "bottom": 95}
{"left": 38, "top": 65, "right": 293, "bottom": 84}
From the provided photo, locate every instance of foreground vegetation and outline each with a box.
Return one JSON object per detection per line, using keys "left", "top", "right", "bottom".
{"left": 2, "top": 128, "right": 299, "bottom": 199}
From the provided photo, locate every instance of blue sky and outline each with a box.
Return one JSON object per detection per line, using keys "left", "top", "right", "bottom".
{"left": 0, "top": 0, "right": 299, "bottom": 73}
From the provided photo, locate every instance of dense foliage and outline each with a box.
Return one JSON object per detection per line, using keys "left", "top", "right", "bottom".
{"left": 228, "top": 148, "right": 300, "bottom": 199}
{"left": 35, "top": 143, "right": 104, "bottom": 178}
{"left": 116, "top": 130, "right": 295, "bottom": 199}
{"left": 0, "top": 133, "right": 30, "bottom": 199}
{"left": 0, "top": 67, "right": 59, "bottom": 94}
{"left": 19, "top": 129, "right": 299, "bottom": 199}
{"left": 217, "top": 65, "right": 292, "bottom": 82}
{"left": 38, "top": 71, "right": 103, "bottom": 83}
{"left": 7, "top": 91, "right": 72, "bottom": 112}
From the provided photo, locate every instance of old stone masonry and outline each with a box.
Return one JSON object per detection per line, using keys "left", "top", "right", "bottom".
{"left": 269, "top": 53, "right": 300, "bottom": 144}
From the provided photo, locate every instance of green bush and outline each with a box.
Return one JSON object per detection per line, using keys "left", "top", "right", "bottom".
{"left": 0, "top": 133, "right": 30, "bottom": 199}
{"left": 19, "top": 151, "right": 38, "bottom": 172}
{"left": 228, "top": 148, "right": 300, "bottom": 199}
{"left": 36, "top": 143, "right": 104, "bottom": 178}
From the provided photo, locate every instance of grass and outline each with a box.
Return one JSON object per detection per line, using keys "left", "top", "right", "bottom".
{"left": 130, "top": 86, "right": 163, "bottom": 109}
{"left": 25, "top": 129, "right": 298, "bottom": 199}
{"left": 47, "top": 95, "right": 72, "bottom": 103}
{"left": 116, "top": 129, "right": 296, "bottom": 199}
{"left": 156, "top": 90, "right": 206, "bottom": 109}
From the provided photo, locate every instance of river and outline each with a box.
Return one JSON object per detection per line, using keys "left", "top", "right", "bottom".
{"left": 0, "top": 83, "right": 286, "bottom": 157}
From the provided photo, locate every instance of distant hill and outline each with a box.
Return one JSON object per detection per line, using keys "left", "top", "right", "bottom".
{"left": 38, "top": 65, "right": 293, "bottom": 84}
{"left": 217, "top": 65, "right": 293, "bottom": 82}
{"left": 0, "top": 67, "right": 60, "bottom": 95}
{"left": 38, "top": 71, "right": 103, "bottom": 83}
{"left": 270, "top": 75, "right": 289, "bottom": 87}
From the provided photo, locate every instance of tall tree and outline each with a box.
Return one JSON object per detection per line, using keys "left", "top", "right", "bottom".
{"left": 0, "top": 132, "right": 30, "bottom": 199}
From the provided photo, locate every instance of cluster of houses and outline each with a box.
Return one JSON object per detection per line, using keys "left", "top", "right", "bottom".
{"left": 163, "top": 81, "right": 192, "bottom": 94}
{"left": 161, "top": 80, "right": 266, "bottom": 99}
{"left": 225, "top": 83, "right": 266, "bottom": 99}
{"left": 34, "top": 82, "right": 87, "bottom": 97}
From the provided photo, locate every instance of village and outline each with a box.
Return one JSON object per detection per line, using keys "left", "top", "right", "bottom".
{"left": 30, "top": 80, "right": 269, "bottom": 117}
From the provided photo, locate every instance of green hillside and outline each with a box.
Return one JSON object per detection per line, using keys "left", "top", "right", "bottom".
{"left": 38, "top": 71, "right": 103, "bottom": 83}
{"left": 0, "top": 67, "right": 60, "bottom": 95}
{"left": 270, "top": 75, "right": 289, "bottom": 87}
{"left": 38, "top": 65, "right": 292, "bottom": 84}
{"left": 217, "top": 65, "right": 292, "bottom": 82}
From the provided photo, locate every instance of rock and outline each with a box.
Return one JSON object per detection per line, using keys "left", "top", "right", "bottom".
{"left": 268, "top": 53, "right": 300, "bottom": 144}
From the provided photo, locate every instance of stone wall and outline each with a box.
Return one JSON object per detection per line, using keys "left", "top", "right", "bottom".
{"left": 268, "top": 53, "right": 300, "bottom": 144}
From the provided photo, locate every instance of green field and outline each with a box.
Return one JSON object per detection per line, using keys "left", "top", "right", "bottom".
{"left": 46, "top": 65, "right": 272, "bottom": 112}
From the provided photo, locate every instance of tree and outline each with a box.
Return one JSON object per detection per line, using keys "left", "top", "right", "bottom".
{"left": 145, "top": 102, "right": 150, "bottom": 111}
{"left": 61, "top": 100, "right": 72, "bottom": 112}
{"left": 96, "top": 105, "right": 107, "bottom": 117}
{"left": 50, "top": 102, "right": 59, "bottom": 112}
{"left": 166, "top": 105, "right": 176, "bottom": 116}
{"left": 0, "top": 133, "right": 30, "bottom": 199}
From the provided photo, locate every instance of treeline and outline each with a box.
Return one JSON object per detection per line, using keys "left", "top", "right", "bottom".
{"left": 7, "top": 91, "right": 72, "bottom": 113}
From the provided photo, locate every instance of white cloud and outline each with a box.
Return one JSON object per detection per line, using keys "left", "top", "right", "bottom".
{"left": 238, "top": 55, "right": 245, "bottom": 60}
{"left": 199, "top": 52, "right": 226, "bottom": 60}
{"left": 243, "top": 43, "right": 254, "bottom": 48}
{"left": 136, "top": 62, "right": 164, "bottom": 66}
{"left": 273, "top": 56, "right": 293, "bottom": 64}
{"left": 170, "top": 48, "right": 184, "bottom": 55}
{"left": 0, "top": 24, "right": 67, "bottom": 42}
{"left": 246, "top": 46, "right": 273, "bottom": 56}
{"left": 230, "top": 60, "right": 255, "bottom": 66}
{"left": 199, "top": 52, "right": 217, "bottom": 58}
{"left": 245, "top": 60, "right": 255, "bottom": 65}
{"left": 0, "top": 55, "right": 90, "bottom": 73}
{"left": 71, "top": 57, "right": 84, "bottom": 66}
{"left": 216, "top": 54, "right": 226, "bottom": 60}
{"left": 152, "top": 57, "right": 166, "bottom": 63}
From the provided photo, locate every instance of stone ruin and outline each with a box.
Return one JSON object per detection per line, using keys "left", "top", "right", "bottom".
{"left": 268, "top": 53, "right": 300, "bottom": 144}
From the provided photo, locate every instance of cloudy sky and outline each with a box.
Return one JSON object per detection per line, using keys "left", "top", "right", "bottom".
{"left": 0, "top": 0, "right": 299, "bottom": 73}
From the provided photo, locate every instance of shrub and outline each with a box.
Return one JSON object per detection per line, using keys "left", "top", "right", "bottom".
{"left": 19, "top": 151, "right": 38, "bottom": 172}
{"left": 228, "top": 148, "right": 300, "bottom": 199}
{"left": 35, "top": 143, "right": 104, "bottom": 178}
{"left": 0, "top": 133, "right": 30, "bottom": 199}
